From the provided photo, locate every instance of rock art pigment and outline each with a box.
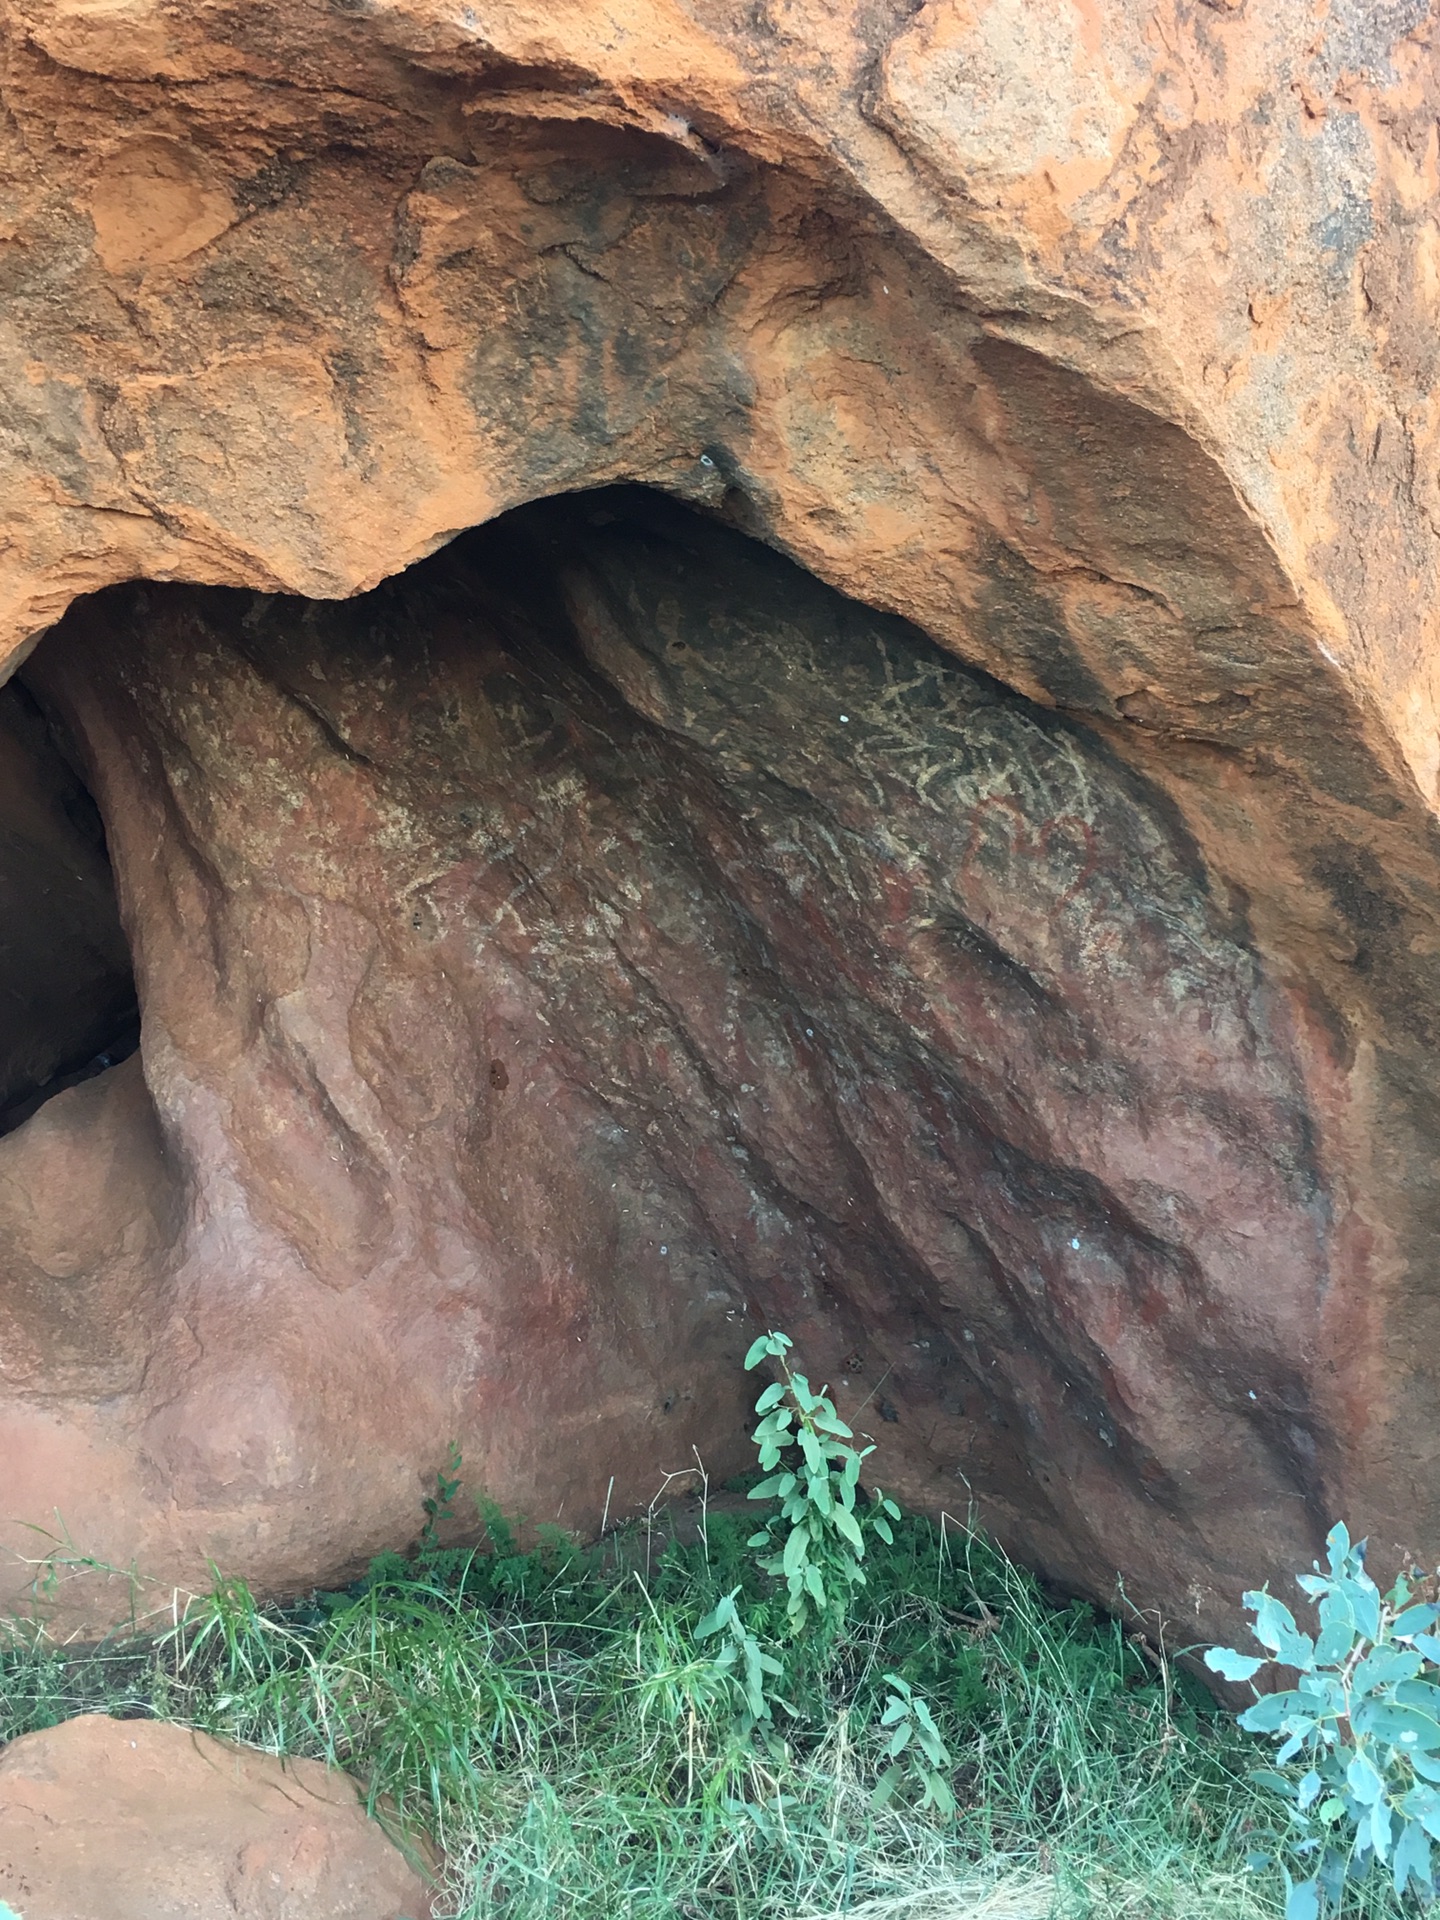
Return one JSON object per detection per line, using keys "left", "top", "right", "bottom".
{"left": 0, "top": 0, "right": 1438, "bottom": 1635}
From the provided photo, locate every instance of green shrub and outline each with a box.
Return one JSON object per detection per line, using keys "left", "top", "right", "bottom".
{"left": 1207, "top": 1522, "right": 1440, "bottom": 1918}
{"left": 740, "top": 1329, "right": 901, "bottom": 1641}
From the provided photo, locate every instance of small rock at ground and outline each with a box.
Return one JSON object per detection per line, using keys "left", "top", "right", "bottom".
{"left": 0, "top": 1714, "right": 433, "bottom": 1920}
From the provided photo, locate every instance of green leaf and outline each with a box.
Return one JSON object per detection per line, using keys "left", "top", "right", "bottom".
{"left": 1353, "top": 1645, "right": 1423, "bottom": 1693}
{"left": 1392, "top": 1818, "right": 1433, "bottom": 1900}
{"left": 1283, "top": 1873, "right": 1320, "bottom": 1920}
{"left": 754, "top": 1381, "right": 786, "bottom": 1413}
{"left": 695, "top": 1590, "right": 740, "bottom": 1640}
{"left": 832, "top": 1506, "right": 864, "bottom": 1553}
{"left": 1245, "top": 1592, "right": 1316, "bottom": 1670}
{"left": 887, "top": 1720, "right": 913, "bottom": 1757}
{"left": 1393, "top": 1603, "right": 1440, "bottom": 1640}
{"left": 871, "top": 1763, "right": 903, "bottom": 1809}
{"left": 744, "top": 1335, "right": 773, "bottom": 1369}
{"left": 782, "top": 1527, "right": 809, "bottom": 1577}
{"left": 913, "top": 1697, "right": 943, "bottom": 1739}
{"left": 1347, "top": 1751, "right": 1385, "bottom": 1804}
{"left": 1251, "top": 1768, "right": 1299, "bottom": 1799}
{"left": 922, "top": 1768, "right": 957, "bottom": 1818}
{"left": 1355, "top": 1698, "right": 1440, "bottom": 1751}
{"left": 1343, "top": 1574, "right": 1382, "bottom": 1643}
{"left": 1369, "top": 1795, "right": 1394, "bottom": 1862}
{"left": 1239, "top": 1692, "right": 1302, "bottom": 1733}
{"left": 1313, "top": 1615, "right": 1359, "bottom": 1666}
{"left": 748, "top": 1472, "right": 792, "bottom": 1501}
{"left": 1206, "top": 1647, "right": 1266, "bottom": 1683}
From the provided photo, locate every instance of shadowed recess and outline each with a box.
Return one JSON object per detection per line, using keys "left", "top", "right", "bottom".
{"left": 0, "top": 682, "right": 139, "bottom": 1138}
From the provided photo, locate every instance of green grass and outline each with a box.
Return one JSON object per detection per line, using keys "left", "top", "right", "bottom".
{"left": 0, "top": 1485, "right": 1352, "bottom": 1920}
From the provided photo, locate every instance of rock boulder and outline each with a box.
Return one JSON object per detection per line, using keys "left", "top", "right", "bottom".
{"left": 0, "top": 1715, "right": 432, "bottom": 1920}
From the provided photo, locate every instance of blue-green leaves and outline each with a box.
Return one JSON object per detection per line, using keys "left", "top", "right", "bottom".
{"left": 1206, "top": 1647, "right": 1267, "bottom": 1683}
{"left": 1244, "top": 1592, "right": 1317, "bottom": 1671}
{"left": 1207, "top": 1522, "right": 1440, "bottom": 1914}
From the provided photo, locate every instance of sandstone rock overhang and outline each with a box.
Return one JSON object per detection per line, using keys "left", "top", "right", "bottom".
{"left": 0, "top": 0, "right": 1437, "bottom": 1630}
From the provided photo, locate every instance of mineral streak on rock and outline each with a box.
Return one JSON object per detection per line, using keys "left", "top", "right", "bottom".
{"left": 0, "top": 0, "right": 1437, "bottom": 1629}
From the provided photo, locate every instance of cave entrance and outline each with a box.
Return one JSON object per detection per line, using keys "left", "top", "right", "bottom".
{"left": 0, "top": 486, "right": 1329, "bottom": 1617}
{"left": 0, "top": 679, "right": 139, "bottom": 1139}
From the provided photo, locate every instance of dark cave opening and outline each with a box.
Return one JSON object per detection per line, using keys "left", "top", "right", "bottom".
{"left": 0, "top": 678, "right": 140, "bottom": 1139}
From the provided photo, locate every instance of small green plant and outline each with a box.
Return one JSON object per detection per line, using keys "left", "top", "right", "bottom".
{"left": 875, "top": 1670, "right": 956, "bottom": 1816}
{"left": 742, "top": 1330, "right": 901, "bottom": 1640}
{"left": 737, "top": 1330, "right": 952, "bottom": 1813}
{"left": 418, "top": 1442, "right": 463, "bottom": 1558}
{"left": 1207, "top": 1521, "right": 1440, "bottom": 1918}
{"left": 693, "top": 1587, "right": 785, "bottom": 1734}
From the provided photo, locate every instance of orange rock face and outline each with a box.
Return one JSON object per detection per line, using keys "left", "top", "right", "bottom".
{"left": 0, "top": 1, "right": 1439, "bottom": 1631}
{"left": 0, "top": 1715, "right": 433, "bottom": 1918}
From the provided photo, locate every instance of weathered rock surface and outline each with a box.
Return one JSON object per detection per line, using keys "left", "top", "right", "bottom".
{"left": 0, "top": 0, "right": 1439, "bottom": 1632}
{"left": 0, "top": 1714, "right": 433, "bottom": 1919}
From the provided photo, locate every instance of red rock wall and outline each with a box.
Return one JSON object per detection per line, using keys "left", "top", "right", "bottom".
{"left": 0, "top": 489, "right": 1407, "bottom": 1629}
{"left": 0, "top": 0, "right": 1439, "bottom": 1629}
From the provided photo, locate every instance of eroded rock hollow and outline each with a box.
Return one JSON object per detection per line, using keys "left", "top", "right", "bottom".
{"left": 0, "top": 490, "right": 1394, "bottom": 1622}
{"left": 1, "top": 0, "right": 1439, "bottom": 1631}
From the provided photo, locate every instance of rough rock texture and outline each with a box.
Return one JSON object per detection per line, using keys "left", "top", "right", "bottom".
{"left": 1, "top": 0, "right": 1439, "bottom": 1631}
{"left": 0, "top": 1714, "right": 433, "bottom": 1919}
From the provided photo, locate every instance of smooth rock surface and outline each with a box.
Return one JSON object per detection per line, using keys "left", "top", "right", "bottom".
{"left": 0, "top": 1714, "right": 432, "bottom": 1920}
{"left": 0, "top": 0, "right": 1438, "bottom": 1632}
